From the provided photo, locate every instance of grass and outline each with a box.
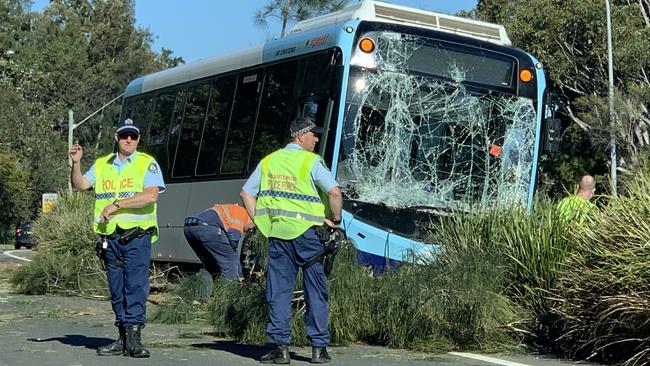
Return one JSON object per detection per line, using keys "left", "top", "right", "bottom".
{"left": 551, "top": 171, "right": 650, "bottom": 365}
{"left": 149, "top": 272, "right": 209, "bottom": 324}
{"left": 9, "top": 191, "right": 107, "bottom": 297}
{"left": 198, "top": 235, "right": 524, "bottom": 353}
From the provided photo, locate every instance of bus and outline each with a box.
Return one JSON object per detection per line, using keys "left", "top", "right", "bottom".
{"left": 120, "top": 0, "right": 550, "bottom": 268}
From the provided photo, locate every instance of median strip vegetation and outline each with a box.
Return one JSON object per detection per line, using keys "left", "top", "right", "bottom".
{"left": 11, "top": 172, "right": 650, "bottom": 364}
{"left": 10, "top": 192, "right": 106, "bottom": 298}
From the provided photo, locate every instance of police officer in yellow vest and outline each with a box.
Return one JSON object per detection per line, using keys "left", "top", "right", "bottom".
{"left": 241, "top": 117, "right": 343, "bottom": 364}
{"left": 70, "top": 118, "right": 165, "bottom": 358}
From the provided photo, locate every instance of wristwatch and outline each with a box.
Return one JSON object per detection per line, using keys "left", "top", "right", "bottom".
{"left": 333, "top": 219, "right": 342, "bottom": 225}
{"left": 112, "top": 199, "right": 121, "bottom": 209}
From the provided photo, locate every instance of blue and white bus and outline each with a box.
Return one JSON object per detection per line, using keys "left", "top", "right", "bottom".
{"left": 121, "top": 1, "right": 549, "bottom": 268}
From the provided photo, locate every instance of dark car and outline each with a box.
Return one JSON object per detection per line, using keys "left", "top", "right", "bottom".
{"left": 15, "top": 222, "right": 34, "bottom": 249}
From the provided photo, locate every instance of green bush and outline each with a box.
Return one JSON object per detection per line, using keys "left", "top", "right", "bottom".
{"left": 197, "top": 231, "right": 523, "bottom": 352}
{"left": 10, "top": 191, "right": 106, "bottom": 297}
{"left": 552, "top": 172, "right": 650, "bottom": 365}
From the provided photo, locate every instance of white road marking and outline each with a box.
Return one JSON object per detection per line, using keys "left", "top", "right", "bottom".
{"left": 1, "top": 250, "right": 32, "bottom": 262}
{"left": 449, "top": 352, "right": 532, "bottom": 366}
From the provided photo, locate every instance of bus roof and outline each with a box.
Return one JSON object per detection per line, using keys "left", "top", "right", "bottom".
{"left": 125, "top": 1, "right": 512, "bottom": 98}
{"left": 288, "top": 0, "right": 511, "bottom": 46}
{"left": 125, "top": 45, "right": 264, "bottom": 98}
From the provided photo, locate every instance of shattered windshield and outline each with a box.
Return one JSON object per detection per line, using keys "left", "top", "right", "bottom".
{"left": 338, "top": 32, "right": 536, "bottom": 211}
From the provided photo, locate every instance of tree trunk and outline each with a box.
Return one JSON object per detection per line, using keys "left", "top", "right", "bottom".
{"left": 280, "top": 0, "right": 293, "bottom": 37}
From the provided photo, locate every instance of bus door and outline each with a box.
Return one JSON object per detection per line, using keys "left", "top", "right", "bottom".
{"left": 299, "top": 97, "right": 336, "bottom": 167}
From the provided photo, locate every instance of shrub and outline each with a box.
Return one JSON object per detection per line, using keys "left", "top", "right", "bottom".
{"left": 10, "top": 191, "right": 106, "bottom": 297}
{"left": 552, "top": 172, "right": 650, "bottom": 365}
{"left": 198, "top": 231, "right": 523, "bottom": 352}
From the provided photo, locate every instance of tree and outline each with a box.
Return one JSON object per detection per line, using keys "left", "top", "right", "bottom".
{"left": 0, "top": 0, "right": 179, "bottom": 226}
{"left": 477, "top": 0, "right": 650, "bottom": 195}
{"left": 0, "top": 0, "right": 30, "bottom": 52}
{"left": 0, "top": 151, "right": 30, "bottom": 226}
{"left": 254, "top": 0, "right": 348, "bottom": 37}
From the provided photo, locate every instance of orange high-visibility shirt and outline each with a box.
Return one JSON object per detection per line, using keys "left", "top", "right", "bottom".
{"left": 212, "top": 204, "right": 251, "bottom": 234}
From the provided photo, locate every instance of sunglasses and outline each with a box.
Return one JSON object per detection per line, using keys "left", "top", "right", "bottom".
{"left": 117, "top": 132, "right": 139, "bottom": 140}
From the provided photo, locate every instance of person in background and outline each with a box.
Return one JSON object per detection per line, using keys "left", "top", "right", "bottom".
{"left": 557, "top": 174, "right": 597, "bottom": 224}
{"left": 70, "top": 118, "right": 165, "bottom": 358}
{"left": 241, "top": 116, "right": 343, "bottom": 364}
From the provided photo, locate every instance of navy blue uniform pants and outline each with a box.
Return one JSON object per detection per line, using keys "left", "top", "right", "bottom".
{"left": 266, "top": 228, "right": 330, "bottom": 347}
{"left": 184, "top": 224, "right": 242, "bottom": 280}
{"left": 104, "top": 232, "right": 151, "bottom": 325}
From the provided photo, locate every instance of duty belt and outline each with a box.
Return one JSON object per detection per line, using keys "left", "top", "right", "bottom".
{"left": 185, "top": 218, "right": 210, "bottom": 226}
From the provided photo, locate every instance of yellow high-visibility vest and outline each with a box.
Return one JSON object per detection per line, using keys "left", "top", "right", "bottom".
{"left": 93, "top": 152, "right": 159, "bottom": 242}
{"left": 254, "top": 149, "right": 327, "bottom": 240}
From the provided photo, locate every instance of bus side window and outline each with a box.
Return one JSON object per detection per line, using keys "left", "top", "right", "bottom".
{"left": 299, "top": 98, "right": 335, "bottom": 165}
{"left": 131, "top": 97, "right": 154, "bottom": 144}
{"left": 196, "top": 76, "right": 236, "bottom": 176}
{"left": 300, "top": 51, "right": 336, "bottom": 96}
{"left": 221, "top": 73, "right": 262, "bottom": 174}
{"left": 122, "top": 100, "right": 135, "bottom": 120}
{"left": 147, "top": 92, "right": 176, "bottom": 180}
{"left": 168, "top": 89, "right": 187, "bottom": 181}
{"left": 248, "top": 61, "right": 299, "bottom": 171}
{"left": 172, "top": 83, "right": 211, "bottom": 178}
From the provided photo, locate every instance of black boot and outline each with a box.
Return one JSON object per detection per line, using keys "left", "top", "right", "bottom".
{"left": 124, "top": 323, "right": 150, "bottom": 358}
{"left": 260, "top": 344, "right": 290, "bottom": 364}
{"left": 311, "top": 347, "right": 331, "bottom": 364}
{"left": 96, "top": 324, "right": 125, "bottom": 356}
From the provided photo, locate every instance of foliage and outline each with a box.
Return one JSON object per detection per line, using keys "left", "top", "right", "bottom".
{"left": 477, "top": 0, "right": 650, "bottom": 195}
{"left": 0, "top": 151, "right": 30, "bottom": 226}
{"left": 254, "top": 0, "right": 348, "bottom": 37}
{"left": 165, "top": 205, "right": 576, "bottom": 354}
{"left": 149, "top": 272, "right": 205, "bottom": 324}
{"left": 0, "top": 0, "right": 181, "bottom": 226}
{"left": 552, "top": 170, "right": 650, "bottom": 365}
{"left": 10, "top": 191, "right": 106, "bottom": 297}
{"left": 198, "top": 233, "right": 524, "bottom": 352}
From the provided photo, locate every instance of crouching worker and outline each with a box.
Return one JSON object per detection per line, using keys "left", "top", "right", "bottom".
{"left": 184, "top": 203, "right": 254, "bottom": 296}
{"left": 70, "top": 118, "right": 165, "bottom": 358}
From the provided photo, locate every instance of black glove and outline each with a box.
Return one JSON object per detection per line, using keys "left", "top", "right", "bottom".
{"left": 95, "top": 238, "right": 107, "bottom": 259}
{"left": 314, "top": 225, "right": 332, "bottom": 243}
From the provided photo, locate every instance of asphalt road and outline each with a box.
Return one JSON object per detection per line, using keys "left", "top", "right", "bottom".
{"left": 0, "top": 249, "right": 579, "bottom": 366}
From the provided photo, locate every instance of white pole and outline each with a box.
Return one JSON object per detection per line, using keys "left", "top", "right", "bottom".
{"left": 67, "top": 110, "right": 74, "bottom": 193}
{"left": 66, "top": 93, "right": 124, "bottom": 193}
{"left": 605, "top": 0, "right": 617, "bottom": 196}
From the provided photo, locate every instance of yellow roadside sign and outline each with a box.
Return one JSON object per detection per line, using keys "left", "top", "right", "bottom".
{"left": 42, "top": 193, "right": 58, "bottom": 213}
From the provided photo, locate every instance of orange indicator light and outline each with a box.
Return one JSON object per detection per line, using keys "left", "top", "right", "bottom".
{"left": 359, "top": 38, "right": 375, "bottom": 53}
{"left": 519, "top": 69, "right": 533, "bottom": 83}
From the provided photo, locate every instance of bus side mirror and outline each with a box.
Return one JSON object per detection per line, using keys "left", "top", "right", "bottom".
{"left": 542, "top": 118, "right": 562, "bottom": 153}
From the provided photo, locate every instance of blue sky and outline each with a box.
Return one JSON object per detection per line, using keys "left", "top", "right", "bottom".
{"left": 31, "top": 0, "right": 478, "bottom": 63}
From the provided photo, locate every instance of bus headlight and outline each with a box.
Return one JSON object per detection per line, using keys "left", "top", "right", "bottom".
{"left": 353, "top": 78, "right": 367, "bottom": 92}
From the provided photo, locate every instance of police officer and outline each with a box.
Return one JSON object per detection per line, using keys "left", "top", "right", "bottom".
{"left": 240, "top": 116, "right": 343, "bottom": 364}
{"left": 70, "top": 118, "right": 165, "bottom": 358}
{"left": 184, "top": 203, "right": 254, "bottom": 296}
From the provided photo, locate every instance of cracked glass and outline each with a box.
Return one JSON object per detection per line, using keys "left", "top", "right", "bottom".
{"left": 338, "top": 31, "right": 536, "bottom": 211}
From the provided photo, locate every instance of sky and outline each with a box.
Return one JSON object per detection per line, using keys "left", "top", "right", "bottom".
{"left": 31, "top": 0, "right": 478, "bottom": 63}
